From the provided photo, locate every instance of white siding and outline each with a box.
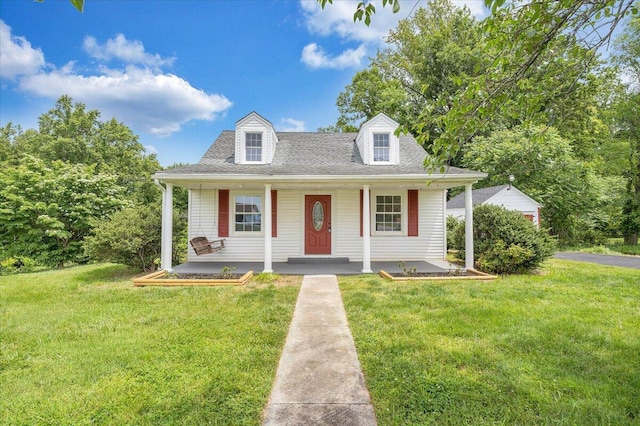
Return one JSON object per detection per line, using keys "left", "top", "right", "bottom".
{"left": 448, "top": 208, "right": 465, "bottom": 220}
{"left": 370, "top": 190, "right": 445, "bottom": 261}
{"left": 187, "top": 189, "right": 217, "bottom": 262}
{"left": 486, "top": 189, "right": 540, "bottom": 226}
{"left": 448, "top": 188, "right": 541, "bottom": 226}
{"left": 335, "top": 190, "right": 362, "bottom": 259}
{"left": 234, "top": 113, "right": 277, "bottom": 164}
{"left": 272, "top": 190, "right": 302, "bottom": 261}
{"left": 187, "top": 188, "right": 447, "bottom": 262}
{"left": 355, "top": 113, "right": 400, "bottom": 165}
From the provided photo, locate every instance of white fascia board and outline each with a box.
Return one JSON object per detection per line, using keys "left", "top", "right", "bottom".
{"left": 154, "top": 172, "right": 487, "bottom": 185}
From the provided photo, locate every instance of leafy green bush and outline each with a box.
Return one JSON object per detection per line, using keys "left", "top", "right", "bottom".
{"left": 84, "top": 204, "right": 187, "bottom": 272}
{"left": 447, "top": 215, "right": 461, "bottom": 238}
{"left": 0, "top": 256, "right": 37, "bottom": 275}
{"left": 452, "top": 204, "right": 556, "bottom": 274}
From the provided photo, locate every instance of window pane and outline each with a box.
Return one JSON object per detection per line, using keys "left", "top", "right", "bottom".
{"left": 375, "top": 194, "right": 402, "bottom": 232}
{"left": 234, "top": 195, "right": 261, "bottom": 232}
{"left": 373, "top": 134, "right": 390, "bottom": 162}
{"left": 246, "top": 133, "right": 262, "bottom": 161}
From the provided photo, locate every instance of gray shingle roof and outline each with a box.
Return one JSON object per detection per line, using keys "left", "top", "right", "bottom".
{"left": 156, "top": 131, "right": 482, "bottom": 177}
{"left": 446, "top": 185, "right": 509, "bottom": 209}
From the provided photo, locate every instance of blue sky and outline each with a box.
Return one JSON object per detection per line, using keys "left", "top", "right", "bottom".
{"left": 0, "top": 0, "right": 487, "bottom": 166}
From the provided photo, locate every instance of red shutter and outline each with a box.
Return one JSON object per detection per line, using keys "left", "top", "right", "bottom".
{"left": 218, "top": 189, "right": 229, "bottom": 237}
{"left": 360, "top": 190, "right": 363, "bottom": 237}
{"left": 271, "top": 190, "right": 277, "bottom": 238}
{"left": 408, "top": 189, "right": 419, "bottom": 237}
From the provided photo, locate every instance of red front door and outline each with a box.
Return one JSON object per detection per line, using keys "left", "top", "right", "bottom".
{"left": 305, "top": 195, "right": 331, "bottom": 255}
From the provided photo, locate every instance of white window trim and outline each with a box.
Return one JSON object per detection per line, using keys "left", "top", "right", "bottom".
{"left": 370, "top": 190, "right": 406, "bottom": 236}
{"left": 244, "top": 131, "right": 264, "bottom": 164}
{"left": 372, "top": 132, "right": 392, "bottom": 164}
{"left": 231, "top": 190, "right": 264, "bottom": 236}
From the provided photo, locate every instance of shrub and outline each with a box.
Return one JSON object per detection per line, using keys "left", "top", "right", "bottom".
{"left": 0, "top": 256, "right": 37, "bottom": 275}
{"left": 447, "top": 215, "right": 461, "bottom": 239}
{"left": 84, "top": 204, "right": 187, "bottom": 272}
{"left": 452, "top": 204, "right": 556, "bottom": 274}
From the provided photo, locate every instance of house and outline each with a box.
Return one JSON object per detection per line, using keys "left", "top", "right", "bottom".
{"left": 447, "top": 184, "right": 542, "bottom": 227}
{"left": 153, "top": 112, "right": 486, "bottom": 273}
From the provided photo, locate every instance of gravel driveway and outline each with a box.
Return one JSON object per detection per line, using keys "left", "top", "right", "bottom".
{"left": 555, "top": 252, "right": 640, "bottom": 270}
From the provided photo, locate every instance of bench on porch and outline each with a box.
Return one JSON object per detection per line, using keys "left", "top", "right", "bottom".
{"left": 190, "top": 237, "right": 225, "bottom": 256}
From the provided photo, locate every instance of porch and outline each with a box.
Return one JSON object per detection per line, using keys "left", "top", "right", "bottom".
{"left": 173, "top": 258, "right": 455, "bottom": 276}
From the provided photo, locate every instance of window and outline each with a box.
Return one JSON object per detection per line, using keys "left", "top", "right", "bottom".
{"left": 245, "top": 132, "right": 262, "bottom": 162}
{"left": 375, "top": 195, "right": 402, "bottom": 232}
{"left": 234, "top": 195, "right": 261, "bottom": 232}
{"left": 373, "top": 133, "right": 390, "bottom": 162}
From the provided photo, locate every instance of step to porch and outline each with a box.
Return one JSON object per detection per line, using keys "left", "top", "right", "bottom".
{"left": 287, "top": 257, "right": 350, "bottom": 264}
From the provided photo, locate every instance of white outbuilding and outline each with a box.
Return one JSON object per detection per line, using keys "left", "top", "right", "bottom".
{"left": 447, "top": 184, "right": 542, "bottom": 228}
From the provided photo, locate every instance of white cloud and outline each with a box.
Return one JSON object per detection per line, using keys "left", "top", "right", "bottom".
{"left": 19, "top": 65, "right": 232, "bottom": 136}
{"left": 301, "top": 43, "right": 366, "bottom": 69}
{"left": 83, "top": 34, "right": 175, "bottom": 69}
{"left": 298, "top": 1, "right": 488, "bottom": 71}
{"left": 278, "top": 118, "right": 306, "bottom": 132}
{"left": 144, "top": 144, "right": 158, "bottom": 155}
{"left": 300, "top": 0, "right": 402, "bottom": 44}
{"left": 2, "top": 26, "right": 232, "bottom": 137}
{"left": 0, "top": 20, "right": 46, "bottom": 80}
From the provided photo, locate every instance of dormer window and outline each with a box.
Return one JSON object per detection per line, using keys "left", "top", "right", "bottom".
{"left": 355, "top": 113, "right": 400, "bottom": 165}
{"left": 245, "top": 132, "right": 262, "bottom": 162}
{"left": 235, "top": 112, "right": 277, "bottom": 164}
{"left": 373, "top": 133, "right": 390, "bottom": 162}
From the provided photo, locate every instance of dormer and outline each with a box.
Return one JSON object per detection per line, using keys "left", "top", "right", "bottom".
{"left": 235, "top": 112, "right": 278, "bottom": 164}
{"left": 355, "top": 113, "right": 400, "bottom": 165}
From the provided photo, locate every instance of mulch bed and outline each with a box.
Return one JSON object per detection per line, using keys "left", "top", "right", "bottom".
{"left": 386, "top": 271, "right": 475, "bottom": 278}
{"left": 175, "top": 273, "right": 245, "bottom": 280}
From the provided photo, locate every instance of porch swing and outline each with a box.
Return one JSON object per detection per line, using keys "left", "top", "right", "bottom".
{"left": 189, "top": 185, "right": 226, "bottom": 256}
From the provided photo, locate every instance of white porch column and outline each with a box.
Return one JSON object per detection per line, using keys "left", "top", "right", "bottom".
{"left": 264, "top": 184, "right": 273, "bottom": 273}
{"left": 362, "top": 184, "right": 372, "bottom": 273}
{"left": 464, "top": 183, "right": 474, "bottom": 270}
{"left": 161, "top": 182, "right": 174, "bottom": 271}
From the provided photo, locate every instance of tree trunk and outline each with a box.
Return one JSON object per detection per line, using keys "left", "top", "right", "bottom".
{"left": 624, "top": 233, "right": 638, "bottom": 246}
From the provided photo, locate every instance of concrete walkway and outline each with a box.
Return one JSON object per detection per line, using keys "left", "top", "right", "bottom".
{"left": 262, "top": 275, "right": 377, "bottom": 425}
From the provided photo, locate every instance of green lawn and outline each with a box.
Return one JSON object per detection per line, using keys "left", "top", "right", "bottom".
{"left": 564, "top": 238, "right": 640, "bottom": 256}
{"left": 0, "top": 264, "right": 299, "bottom": 425}
{"left": 341, "top": 259, "right": 640, "bottom": 425}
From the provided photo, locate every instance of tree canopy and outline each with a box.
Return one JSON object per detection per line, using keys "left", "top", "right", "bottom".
{"left": 0, "top": 96, "right": 176, "bottom": 269}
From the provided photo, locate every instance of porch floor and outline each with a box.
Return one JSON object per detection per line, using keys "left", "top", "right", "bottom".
{"left": 172, "top": 259, "right": 454, "bottom": 276}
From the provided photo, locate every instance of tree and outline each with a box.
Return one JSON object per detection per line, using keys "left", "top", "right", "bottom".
{"left": 12, "top": 96, "right": 161, "bottom": 204}
{"left": 0, "top": 156, "right": 127, "bottom": 267}
{"left": 611, "top": 16, "right": 640, "bottom": 244}
{"left": 36, "top": 0, "right": 84, "bottom": 13}
{"left": 335, "top": 66, "right": 409, "bottom": 131}
{"left": 335, "top": 0, "right": 487, "bottom": 161}
{"left": 461, "top": 126, "right": 618, "bottom": 243}
{"left": 322, "top": 0, "right": 637, "bottom": 168}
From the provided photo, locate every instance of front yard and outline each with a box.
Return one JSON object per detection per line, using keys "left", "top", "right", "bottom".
{"left": 0, "top": 264, "right": 299, "bottom": 425}
{"left": 341, "top": 259, "right": 640, "bottom": 425}
{"left": 1, "top": 260, "right": 638, "bottom": 425}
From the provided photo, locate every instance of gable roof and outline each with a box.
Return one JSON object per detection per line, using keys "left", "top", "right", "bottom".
{"left": 447, "top": 184, "right": 541, "bottom": 209}
{"left": 447, "top": 185, "right": 509, "bottom": 209}
{"left": 156, "top": 131, "right": 483, "bottom": 179}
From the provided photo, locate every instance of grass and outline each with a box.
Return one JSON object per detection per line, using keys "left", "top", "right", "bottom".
{"left": 340, "top": 259, "right": 640, "bottom": 425}
{"left": 0, "top": 264, "right": 299, "bottom": 425}
{"left": 563, "top": 238, "right": 640, "bottom": 256}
